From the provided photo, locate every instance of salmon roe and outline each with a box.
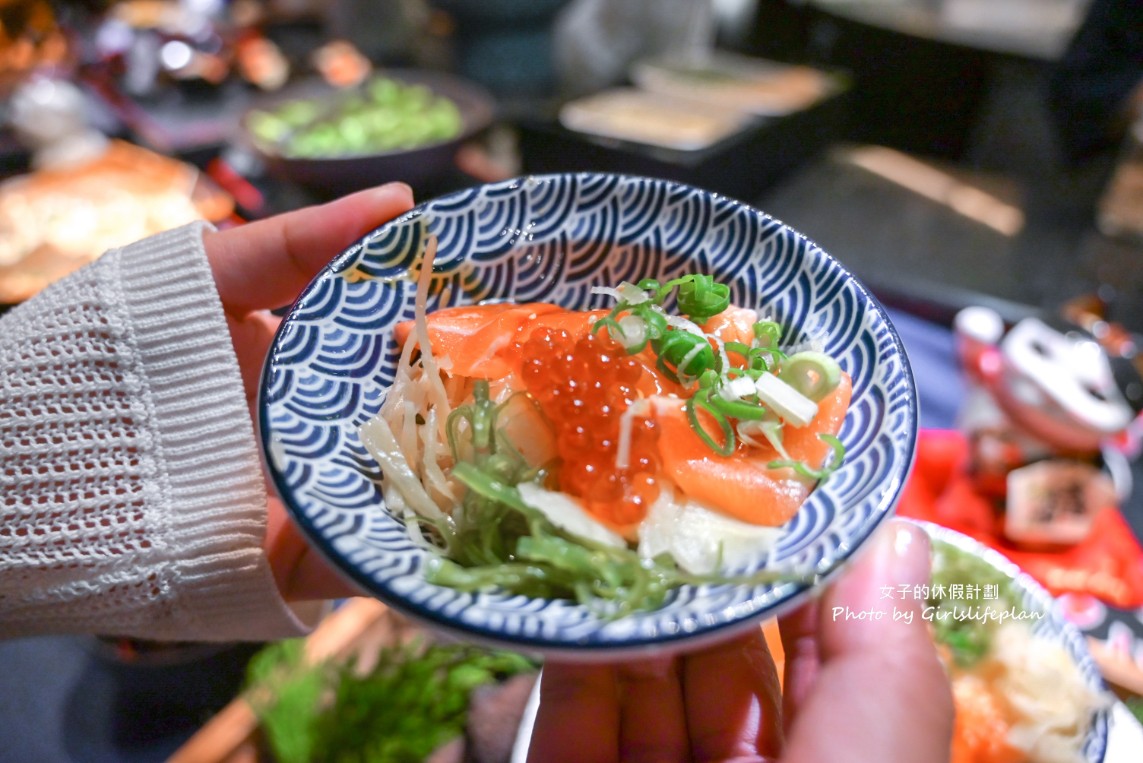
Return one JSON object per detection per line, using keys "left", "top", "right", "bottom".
{"left": 518, "top": 327, "right": 660, "bottom": 527}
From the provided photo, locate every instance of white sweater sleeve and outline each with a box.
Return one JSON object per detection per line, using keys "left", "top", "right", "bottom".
{"left": 0, "top": 222, "right": 317, "bottom": 642}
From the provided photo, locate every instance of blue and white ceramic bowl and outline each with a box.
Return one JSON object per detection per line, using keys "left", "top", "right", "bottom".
{"left": 918, "top": 521, "right": 1110, "bottom": 762}
{"left": 258, "top": 173, "right": 918, "bottom": 658}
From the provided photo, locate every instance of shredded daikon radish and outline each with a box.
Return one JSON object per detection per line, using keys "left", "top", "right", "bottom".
{"left": 359, "top": 414, "right": 448, "bottom": 523}
{"left": 435, "top": 282, "right": 455, "bottom": 373}
{"left": 737, "top": 419, "right": 792, "bottom": 460}
{"left": 381, "top": 330, "right": 420, "bottom": 418}
{"left": 362, "top": 234, "right": 466, "bottom": 524}
{"left": 399, "top": 398, "right": 419, "bottom": 467}
{"left": 591, "top": 282, "right": 650, "bottom": 305}
{"left": 411, "top": 235, "right": 453, "bottom": 441}
{"left": 590, "top": 285, "right": 625, "bottom": 302}
{"left": 615, "top": 398, "right": 652, "bottom": 470}
{"left": 989, "top": 624, "right": 1108, "bottom": 763}
{"left": 419, "top": 407, "right": 456, "bottom": 504}
{"left": 617, "top": 282, "right": 650, "bottom": 304}
{"left": 389, "top": 489, "right": 444, "bottom": 552}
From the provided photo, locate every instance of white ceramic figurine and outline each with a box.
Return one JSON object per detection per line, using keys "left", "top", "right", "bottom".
{"left": 953, "top": 305, "right": 1142, "bottom": 547}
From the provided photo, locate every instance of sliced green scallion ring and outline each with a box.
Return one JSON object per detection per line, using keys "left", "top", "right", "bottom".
{"left": 686, "top": 391, "right": 736, "bottom": 456}
{"left": 594, "top": 314, "right": 650, "bottom": 353}
{"left": 636, "top": 277, "right": 662, "bottom": 295}
{"left": 657, "top": 330, "right": 716, "bottom": 380}
{"left": 753, "top": 320, "right": 782, "bottom": 347}
{"left": 677, "top": 274, "right": 731, "bottom": 320}
{"left": 778, "top": 351, "right": 842, "bottom": 402}
{"left": 767, "top": 433, "right": 846, "bottom": 481}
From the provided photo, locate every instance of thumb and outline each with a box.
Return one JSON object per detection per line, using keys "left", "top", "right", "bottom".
{"left": 205, "top": 182, "right": 415, "bottom": 314}
{"left": 783, "top": 520, "right": 954, "bottom": 763}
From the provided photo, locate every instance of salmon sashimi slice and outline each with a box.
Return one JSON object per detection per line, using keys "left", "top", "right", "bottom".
{"left": 523, "top": 307, "right": 608, "bottom": 340}
{"left": 655, "top": 373, "right": 852, "bottom": 526}
{"left": 775, "top": 371, "right": 851, "bottom": 470}
{"left": 394, "top": 302, "right": 564, "bottom": 378}
{"left": 701, "top": 304, "right": 761, "bottom": 347}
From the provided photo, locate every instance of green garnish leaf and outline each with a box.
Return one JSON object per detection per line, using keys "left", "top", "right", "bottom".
{"left": 245, "top": 637, "right": 536, "bottom": 763}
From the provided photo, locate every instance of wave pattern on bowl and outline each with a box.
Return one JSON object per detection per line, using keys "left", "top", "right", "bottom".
{"left": 260, "top": 173, "right": 919, "bottom": 655}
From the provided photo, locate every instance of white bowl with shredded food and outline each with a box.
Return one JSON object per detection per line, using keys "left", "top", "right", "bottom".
{"left": 918, "top": 520, "right": 1112, "bottom": 763}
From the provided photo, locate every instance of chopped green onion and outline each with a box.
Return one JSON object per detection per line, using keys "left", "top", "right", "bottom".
{"left": 656, "top": 330, "right": 716, "bottom": 379}
{"left": 778, "top": 351, "right": 842, "bottom": 402}
{"left": 592, "top": 315, "right": 621, "bottom": 336}
{"left": 445, "top": 383, "right": 495, "bottom": 459}
{"left": 724, "top": 340, "right": 754, "bottom": 358}
{"left": 753, "top": 320, "right": 782, "bottom": 347}
{"left": 676, "top": 274, "right": 731, "bottom": 320}
{"left": 636, "top": 277, "right": 662, "bottom": 294}
{"left": 698, "top": 369, "right": 720, "bottom": 389}
{"left": 641, "top": 308, "right": 669, "bottom": 343}
{"left": 687, "top": 390, "right": 736, "bottom": 456}
{"left": 708, "top": 395, "right": 768, "bottom": 422}
{"left": 767, "top": 433, "right": 846, "bottom": 481}
{"left": 726, "top": 341, "right": 774, "bottom": 373}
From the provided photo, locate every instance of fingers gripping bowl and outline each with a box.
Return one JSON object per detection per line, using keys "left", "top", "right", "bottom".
{"left": 258, "top": 173, "right": 919, "bottom": 658}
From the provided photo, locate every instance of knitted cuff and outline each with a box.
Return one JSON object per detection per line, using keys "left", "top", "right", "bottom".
{"left": 114, "top": 222, "right": 319, "bottom": 641}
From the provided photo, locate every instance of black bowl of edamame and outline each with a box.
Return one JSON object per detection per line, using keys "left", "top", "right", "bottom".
{"left": 241, "top": 69, "right": 496, "bottom": 195}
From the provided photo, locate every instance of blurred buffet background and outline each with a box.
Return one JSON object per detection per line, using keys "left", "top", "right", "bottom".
{"left": 1, "top": 0, "right": 1143, "bottom": 761}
